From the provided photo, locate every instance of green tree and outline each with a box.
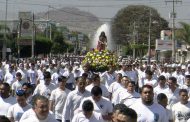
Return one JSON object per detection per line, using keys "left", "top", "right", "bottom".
{"left": 111, "top": 5, "right": 169, "bottom": 56}
{"left": 176, "top": 22, "right": 190, "bottom": 45}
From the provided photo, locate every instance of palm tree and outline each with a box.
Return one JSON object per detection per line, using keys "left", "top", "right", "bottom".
{"left": 176, "top": 22, "right": 190, "bottom": 45}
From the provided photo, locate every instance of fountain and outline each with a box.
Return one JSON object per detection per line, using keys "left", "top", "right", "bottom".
{"left": 91, "top": 23, "right": 114, "bottom": 51}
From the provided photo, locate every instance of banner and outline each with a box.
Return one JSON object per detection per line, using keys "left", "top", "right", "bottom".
{"left": 19, "top": 12, "right": 32, "bottom": 37}
{"left": 155, "top": 39, "right": 172, "bottom": 51}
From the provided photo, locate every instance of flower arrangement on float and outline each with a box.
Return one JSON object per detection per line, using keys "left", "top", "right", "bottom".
{"left": 82, "top": 49, "right": 117, "bottom": 72}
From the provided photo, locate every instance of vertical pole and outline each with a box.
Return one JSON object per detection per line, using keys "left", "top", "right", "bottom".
{"left": 2, "top": 0, "right": 8, "bottom": 60}
{"left": 18, "top": 18, "right": 22, "bottom": 59}
{"left": 31, "top": 13, "right": 34, "bottom": 58}
{"left": 148, "top": 8, "right": 151, "bottom": 65}
{"left": 165, "top": 0, "right": 182, "bottom": 62}
{"left": 133, "top": 21, "right": 136, "bottom": 60}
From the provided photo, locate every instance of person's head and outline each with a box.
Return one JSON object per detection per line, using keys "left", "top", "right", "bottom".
{"left": 16, "top": 72, "right": 22, "bottom": 81}
{"left": 57, "top": 76, "right": 67, "bottom": 89}
{"left": 43, "top": 71, "right": 51, "bottom": 85}
{"left": 91, "top": 74, "right": 100, "bottom": 86}
{"left": 30, "top": 63, "right": 35, "bottom": 69}
{"left": 185, "top": 75, "right": 190, "bottom": 86}
{"left": 86, "top": 77, "right": 92, "bottom": 86}
{"left": 112, "top": 104, "right": 137, "bottom": 122}
{"left": 157, "top": 93, "right": 168, "bottom": 108}
{"left": 116, "top": 73, "right": 122, "bottom": 83}
{"left": 82, "top": 100, "right": 94, "bottom": 119}
{"left": 179, "top": 89, "right": 189, "bottom": 104}
{"left": 121, "top": 76, "right": 130, "bottom": 88}
{"left": 140, "top": 85, "right": 154, "bottom": 105}
{"left": 0, "top": 115, "right": 11, "bottom": 122}
{"left": 145, "top": 70, "right": 153, "bottom": 79}
{"left": 16, "top": 90, "right": 27, "bottom": 107}
{"left": 112, "top": 104, "right": 128, "bottom": 122}
{"left": 32, "top": 95, "right": 49, "bottom": 120}
{"left": 157, "top": 75, "right": 166, "bottom": 87}
{"left": 76, "top": 76, "right": 86, "bottom": 93}
{"left": 126, "top": 81, "right": 135, "bottom": 93}
{"left": 0, "top": 83, "right": 10, "bottom": 98}
{"left": 91, "top": 86, "right": 102, "bottom": 102}
{"left": 22, "top": 82, "right": 32, "bottom": 94}
{"left": 167, "top": 77, "right": 177, "bottom": 89}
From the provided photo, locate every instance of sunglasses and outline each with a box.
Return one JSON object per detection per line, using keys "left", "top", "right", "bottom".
{"left": 16, "top": 90, "right": 25, "bottom": 96}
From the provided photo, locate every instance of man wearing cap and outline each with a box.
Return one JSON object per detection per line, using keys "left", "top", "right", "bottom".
{"left": 7, "top": 90, "right": 31, "bottom": 122}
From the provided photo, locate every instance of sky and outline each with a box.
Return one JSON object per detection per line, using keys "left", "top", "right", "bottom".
{"left": 0, "top": 0, "right": 189, "bottom": 27}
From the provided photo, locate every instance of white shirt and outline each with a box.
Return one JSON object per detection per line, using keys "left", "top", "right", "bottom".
{"left": 49, "top": 88, "right": 70, "bottom": 120}
{"left": 172, "top": 102, "right": 190, "bottom": 122}
{"left": 19, "top": 108, "right": 57, "bottom": 122}
{"left": 86, "top": 84, "right": 109, "bottom": 98}
{"left": 120, "top": 91, "right": 140, "bottom": 107}
{"left": 72, "top": 111, "right": 104, "bottom": 122}
{"left": 163, "top": 88, "right": 180, "bottom": 110}
{"left": 0, "top": 96, "right": 16, "bottom": 116}
{"left": 27, "top": 69, "right": 38, "bottom": 84}
{"left": 143, "top": 78, "right": 158, "bottom": 88}
{"left": 62, "top": 89, "right": 91, "bottom": 121}
{"left": 108, "top": 81, "right": 122, "bottom": 104}
{"left": 100, "top": 71, "right": 117, "bottom": 89}
{"left": 33, "top": 83, "right": 56, "bottom": 98}
{"left": 63, "top": 71, "right": 75, "bottom": 84}
{"left": 130, "top": 100, "right": 168, "bottom": 122}
{"left": 79, "top": 96, "right": 113, "bottom": 116}
{"left": 11, "top": 80, "right": 25, "bottom": 92}
{"left": 7, "top": 103, "right": 31, "bottom": 122}
{"left": 172, "top": 72, "right": 185, "bottom": 86}
{"left": 16, "top": 69, "right": 28, "bottom": 82}
{"left": 4, "top": 71, "right": 16, "bottom": 85}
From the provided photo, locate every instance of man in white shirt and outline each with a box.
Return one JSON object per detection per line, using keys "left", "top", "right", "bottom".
{"left": 157, "top": 93, "right": 173, "bottom": 122}
{"left": 33, "top": 71, "right": 56, "bottom": 98}
{"left": 62, "top": 76, "right": 91, "bottom": 122}
{"left": 7, "top": 90, "right": 31, "bottom": 122}
{"left": 130, "top": 85, "right": 168, "bottom": 122}
{"left": 100, "top": 65, "right": 117, "bottom": 89}
{"left": 163, "top": 76, "right": 180, "bottom": 110}
{"left": 4, "top": 65, "right": 16, "bottom": 85}
{"left": 120, "top": 81, "right": 140, "bottom": 107}
{"left": 86, "top": 74, "right": 109, "bottom": 98}
{"left": 27, "top": 63, "right": 38, "bottom": 85}
{"left": 72, "top": 100, "right": 104, "bottom": 122}
{"left": 142, "top": 70, "right": 157, "bottom": 88}
{"left": 172, "top": 66, "right": 185, "bottom": 86}
{"left": 49, "top": 76, "right": 70, "bottom": 122}
{"left": 108, "top": 73, "right": 122, "bottom": 104}
{"left": 16, "top": 63, "right": 28, "bottom": 82}
{"left": 19, "top": 95, "right": 57, "bottom": 122}
{"left": 180, "top": 75, "right": 190, "bottom": 93}
{"left": 11, "top": 72, "right": 25, "bottom": 96}
{"left": 172, "top": 89, "right": 190, "bottom": 121}
{"left": 79, "top": 86, "right": 113, "bottom": 121}
{"left": 112, "top": 104, "right": 137, "bottom": 122}
{"left": 63, "top": 65, "right": 75, "bottom": 90}
{"left": 0, "top": 83, "right": 16, "bottom": 116}
{"left": 154, "top": 75, "right": 168, "bottom": 101}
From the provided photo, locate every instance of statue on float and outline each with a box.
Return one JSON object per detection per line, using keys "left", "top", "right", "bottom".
{"left": 97, "top": 31, "right": 107, "bottom": 51}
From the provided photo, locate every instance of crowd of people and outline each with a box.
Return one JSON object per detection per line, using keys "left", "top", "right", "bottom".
{"left": 1, "top": 57, "right": 190, "bottom": 122}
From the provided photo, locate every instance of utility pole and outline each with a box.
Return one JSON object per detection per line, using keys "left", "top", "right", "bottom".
{"left": 18, "top": 18, "right": 22, "bottom": 59}
{"left": 148, "top": 8, "right": 152, "bottom": 65}
{"left": 133, "top": 21, "right": 137, "bottom": 60}
{"left": 2, "top": 0, "right": 8, "bottom": 60}
{"left": 165, "top": 0, "right": 182, "bottom": 62}
{"left": 31, "top": 13, "right": 35, "bottom": 58}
